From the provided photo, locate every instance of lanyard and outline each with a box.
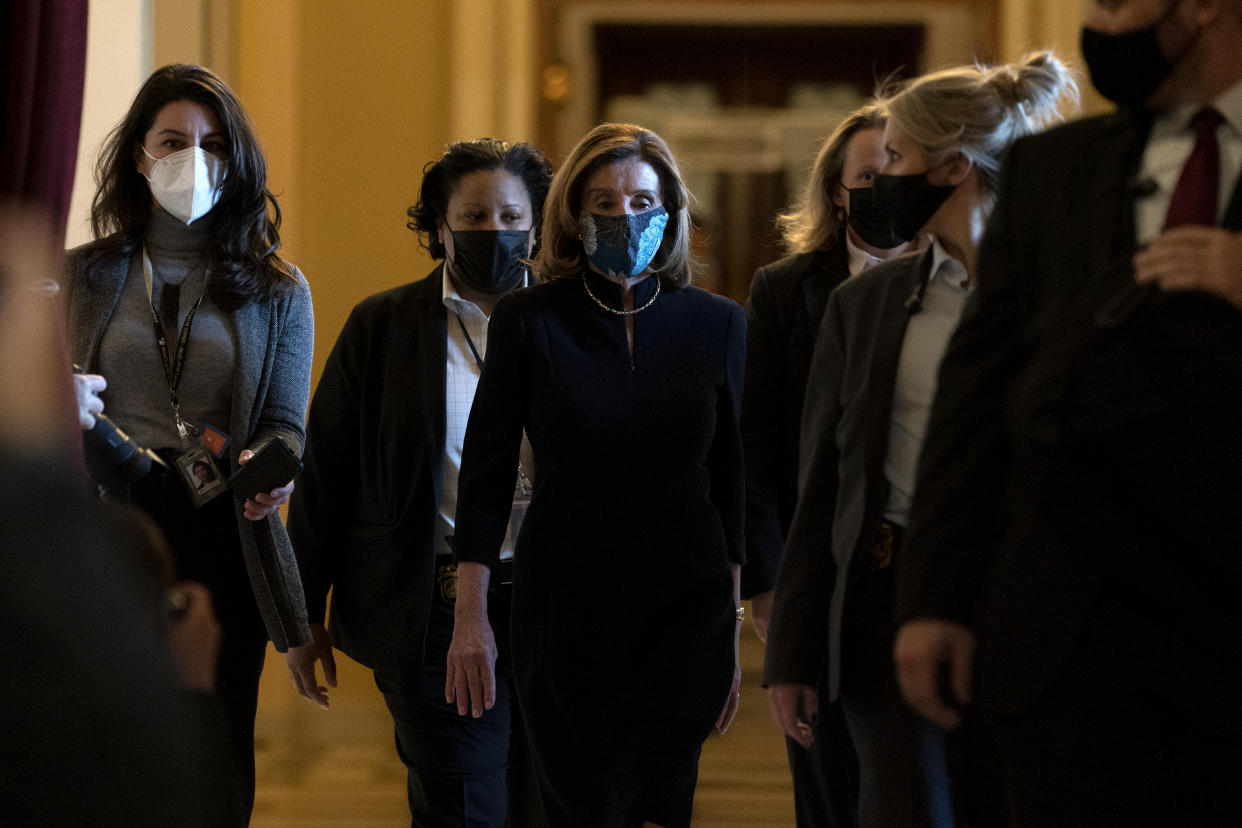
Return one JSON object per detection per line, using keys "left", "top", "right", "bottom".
{"left": 454, "top": 312, "right": 484, "bottom": 371}
{"left": 451, "top": 309, "right": 531, "bottom": 496}
{"left": 142, "top": 246, "right": 207, "bottom": 443}
{"left": 450, "top": 272, "right": 527, "bottom": 369}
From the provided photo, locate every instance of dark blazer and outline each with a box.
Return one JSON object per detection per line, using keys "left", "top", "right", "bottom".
{"left": 740, "top": 243, "right": 850, "bottom": 598}
{"left": 897, "top": 112, "right": 1242, "bottom": 722}
{"left": 287, "top": 267, "right": 448, "bottom": 672}
{"left": 764, "top": 247, "right": 934, "bottom": 699}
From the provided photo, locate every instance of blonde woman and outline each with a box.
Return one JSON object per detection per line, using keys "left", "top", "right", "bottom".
{"left": 765, "top": 53, "right": 1077, "bottom": 828}
{"left": 743, "top": 103, "right": 910, "bottom": 828}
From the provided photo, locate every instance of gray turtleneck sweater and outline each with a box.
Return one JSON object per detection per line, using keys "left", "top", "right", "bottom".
{"left": 97, "top": 206, "right": 236, "bottom": 451}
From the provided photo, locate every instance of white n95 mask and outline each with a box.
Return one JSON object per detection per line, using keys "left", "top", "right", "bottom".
{"left": 141, "top": 145, "right": 226, "bottom": 225}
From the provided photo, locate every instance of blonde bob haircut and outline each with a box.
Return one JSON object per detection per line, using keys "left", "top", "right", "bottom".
{"left": 776, "top": 104, "right": 887, "bottom": 256}
{"left": 533, "top": 123, "right": 694, "bottom": 288}
{"left": 880, "top": 50, "right": 1078, "bottom": 197}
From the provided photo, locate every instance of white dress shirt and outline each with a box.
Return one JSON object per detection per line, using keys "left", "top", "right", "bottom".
{"left": 437, "top": 270, "right": 529, "bottom": 562}
{"left": 884, "top": 239, "right": 972, "bottom": 527}
{"left": 1135, "top": 77, "right": 1242, "bottom": 244}
{"left": 846, "top": 233, "right": 886, "bottom": 278}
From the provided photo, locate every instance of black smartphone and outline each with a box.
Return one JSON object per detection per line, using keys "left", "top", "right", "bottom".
{"left": 227, "top": 439, "right": 303, "bottom": 501}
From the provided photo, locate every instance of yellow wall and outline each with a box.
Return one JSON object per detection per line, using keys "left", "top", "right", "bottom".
{"left": 997, "top": 0, "right": 1110, "bottom": 115}
{"left": 233, "top": 0, "right": 453, "bottom": 387}
{"left": 215, "top": 0, "right": 1105, "bottom": 391}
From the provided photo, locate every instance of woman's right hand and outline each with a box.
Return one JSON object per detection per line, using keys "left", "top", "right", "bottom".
{"left": 73, "top": 373, "right": 106, "bottom": 429}
{"left": 445, "top": 609, "right": 498, "bottom": 718}
{"left": 445, "top": 561, "right": 498, "bottom": 718}
{"left": 767, "top": 682, "right": 819, "bottom": 749}
{"left": 285, "top": 622, "right": 337, "bottom": 709}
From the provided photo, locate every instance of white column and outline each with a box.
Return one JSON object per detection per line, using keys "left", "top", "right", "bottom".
{"left": 65, "top": 0, "right": 152, "bottom": 248}
{"left": 450, "top": 0, "right": 537, "bottom": 142}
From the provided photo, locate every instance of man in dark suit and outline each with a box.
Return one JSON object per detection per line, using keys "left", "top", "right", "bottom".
{"left": 894, "top": 1, "right": 1242, "bottom": 825}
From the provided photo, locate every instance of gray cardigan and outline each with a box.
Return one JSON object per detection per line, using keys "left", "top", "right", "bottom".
{"left": 64, "top": 242, "right": 314, "bottom": 651}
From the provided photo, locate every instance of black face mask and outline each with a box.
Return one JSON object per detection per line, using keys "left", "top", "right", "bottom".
{"left": 1080, "top": 1, "right": 1192, "bottom": 107}
{"left": 870, "top": 172, "right": 957, "bottom": 244}
{"left": 447, "top": 229, "right": 530, "bottom": 294}
{"left": 843, "top": 186, "right": 905, "bottom": 250}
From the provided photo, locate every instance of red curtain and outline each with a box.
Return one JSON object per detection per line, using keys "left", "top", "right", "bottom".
{"left": 0, "top": 0, "right": 89, "bottom": 469}
{"left": 1, "top": 0, "right": 89, "bottom": 247}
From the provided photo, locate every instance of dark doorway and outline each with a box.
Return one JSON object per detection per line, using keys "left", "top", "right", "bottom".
{"left": 591, "top": 23, "right": 923, "bottom": 302}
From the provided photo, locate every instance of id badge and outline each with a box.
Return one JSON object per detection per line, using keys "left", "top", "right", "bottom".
{"left": 437, "top": 561, "right": 458, "bottom": 604}
{"left": 175, "top": 445, "right": 227, "bottom": 508}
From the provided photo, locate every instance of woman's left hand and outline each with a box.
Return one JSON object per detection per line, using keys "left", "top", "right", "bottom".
{"left": 716, "top": 625, "right": 743, "bottom": 735}
{"left": 238, "top": 448, "right": 295, "bottom": 521}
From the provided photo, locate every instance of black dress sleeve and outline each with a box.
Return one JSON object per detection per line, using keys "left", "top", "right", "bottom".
{"left": 708, "top": 297, "right": 748, "bottom": 567}
{"left": 454, "top": 292, "right": 531, "bottom": 568}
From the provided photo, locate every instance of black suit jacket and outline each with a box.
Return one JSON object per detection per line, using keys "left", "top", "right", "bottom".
{"left": 764, "top": 248, "right": 934, "bottom": 699}
{"left": 740, "top": 243, "right": 850, "bottom": 598}
{"left": 897, "top": 112, "right": 1242, "bottom": 722}
{"left": 287, "top": 267, "right": 448, "bottom": 671}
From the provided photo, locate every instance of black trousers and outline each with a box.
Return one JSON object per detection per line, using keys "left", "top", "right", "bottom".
{"left": 528, "top": 741, "right": 701, "bottom": 828}
{"left": 373, "top": 576, "right": 542, "bottom": 828}
{"left": 131, "top": 468, "right": 268, "bottom": 828}
{"left": 839, "top": 529, "right": 956, "bottom": 828}
{"left": 786, "top": 692, "right": 859, "bottom": 828}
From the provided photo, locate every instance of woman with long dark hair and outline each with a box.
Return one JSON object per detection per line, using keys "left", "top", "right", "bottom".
{"left": 65, "top": 63, "right": 313, "bottom": 825}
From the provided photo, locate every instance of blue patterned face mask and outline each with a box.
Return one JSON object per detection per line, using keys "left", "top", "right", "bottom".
{"left": 580, "top": 206, "right": 669, "bottom": 278}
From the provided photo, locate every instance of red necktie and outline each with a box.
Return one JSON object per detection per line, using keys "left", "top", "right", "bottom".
{"left": 1163, "top": 107, "right": 1224, "bottom": 229}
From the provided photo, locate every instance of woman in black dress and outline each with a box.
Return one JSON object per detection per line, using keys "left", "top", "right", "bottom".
{"left": 446, "top": 122, "right": 746, "bottom": 828}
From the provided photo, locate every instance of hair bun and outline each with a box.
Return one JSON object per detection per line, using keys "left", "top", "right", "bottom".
{"left": 991, "top": 50, "right": 1079, "bottom": 126}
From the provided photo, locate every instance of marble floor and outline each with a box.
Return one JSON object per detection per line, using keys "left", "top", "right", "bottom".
{"left": 252, "top": 621, "right": 796, "bottom": 827}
